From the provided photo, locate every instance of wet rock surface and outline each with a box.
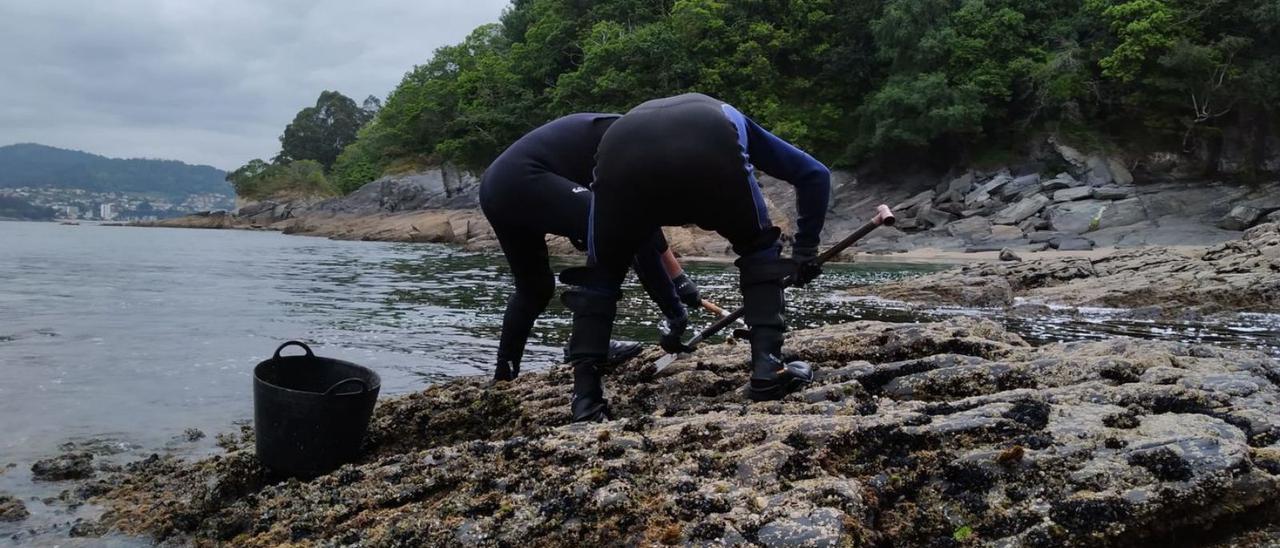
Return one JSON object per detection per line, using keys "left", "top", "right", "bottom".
{"left": 31, "top": 452, "right": 95, "bottom": 481}
{"left": 852, "top": 223, "right": 1280, "bottom": 311}
{"left": 50, "top": 317, "right": 1280, "bottom": 546}
{"left": 0, "top": 493, "right": 28, "bottom": 523}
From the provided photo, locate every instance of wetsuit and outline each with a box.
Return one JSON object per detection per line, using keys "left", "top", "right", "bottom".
{"left": 561, "top": 93, "right": 832, "bottom": 421}
{"left": 479, "top": 113, "right": 685, "bottom": 380}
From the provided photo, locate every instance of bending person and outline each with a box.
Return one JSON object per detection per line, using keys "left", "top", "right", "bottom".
{"left": 560, "top": 93, "right": 831, "bottom": 422}
{"left": 479, "top": 113, "right": 703, "bottom": 383}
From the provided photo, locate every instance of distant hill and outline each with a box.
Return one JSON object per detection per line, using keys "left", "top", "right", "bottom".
{"left": 0, "top": 143, "right": 232, "bottom": 199}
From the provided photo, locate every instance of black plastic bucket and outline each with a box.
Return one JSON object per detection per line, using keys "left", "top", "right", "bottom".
{"left": 253, "top": 341, "right": 381, "bottom": 478}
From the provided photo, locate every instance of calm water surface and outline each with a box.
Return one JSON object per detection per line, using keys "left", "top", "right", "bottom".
{"left": 1, "top": 220, "right": 1277, "bottom": 544}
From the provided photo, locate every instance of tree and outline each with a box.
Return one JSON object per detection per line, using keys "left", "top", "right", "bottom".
{"left": 226, "top": 158, "right": 270, "bottom": 197}
{"left": 277, "top": 91, "right": 374, "bottom": 170}
{"left": 318, "top": 0, "right": 1280, "bottom": 194}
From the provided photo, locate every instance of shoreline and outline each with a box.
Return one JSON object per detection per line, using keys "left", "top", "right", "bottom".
{"left": 848, "top": 222, "right": 1280, "bottom": 314}
{"left": 129, "top": 211, "right": 1203, "bottom": 266}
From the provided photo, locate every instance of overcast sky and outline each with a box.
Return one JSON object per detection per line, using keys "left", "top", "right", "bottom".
{"left": 0, "top": 0, "right": 509, "bottom": 171}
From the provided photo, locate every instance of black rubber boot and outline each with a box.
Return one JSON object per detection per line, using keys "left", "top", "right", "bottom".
{"left": 572, "top": 361, "right": 609, "bottom": 422}
{"left": 492, "top": 359, "right": 518, "bottom": 383}
{"left": 561, "top": 286, "right": 618, "bottom": 423}
{"left": 562, "top": 340, "right": 644, "bottom": 365}
{"left": 746, "top": 326, "right": 814, "bottom": 401}
{"left": 737, "top": 256, "right": 814, "bottom": 402}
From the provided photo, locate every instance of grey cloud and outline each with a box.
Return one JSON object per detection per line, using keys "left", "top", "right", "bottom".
{"left": 0, "top": 0, "right": 509, "bottom": 170}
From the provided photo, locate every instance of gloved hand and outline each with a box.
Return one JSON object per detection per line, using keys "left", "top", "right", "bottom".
{"left": 791, "top": 245, "right": 822, "bottom": 287}
{"left": 658, "top": 314, "right": 695, "bottom": 354}
{"left": 671, "top": 272, "right": 702, "bottom": 309}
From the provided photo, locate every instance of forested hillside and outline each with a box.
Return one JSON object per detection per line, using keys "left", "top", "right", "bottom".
{"left": 0, "top": 143, "right": 231, "bottom": 199}
{"left": 323, "top": 0, "right": 1278, "bottom": 193}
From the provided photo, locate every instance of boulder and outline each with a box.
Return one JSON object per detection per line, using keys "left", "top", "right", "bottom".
{"left": 1042, "top": 172, "right": 1084, "bottom": 192}
{"left": 1042, "top": 179, "right": 1072, "bottom": 192}
{"left": 1051, "top": 236, "right": 1096, "bottom": 251}
{"left": 915, "top": 204, "right": 957, "bottom": 229}
{"left": 992, "top": 194, "right": 1052, "bottom": 225}
{"left": 893, "top": 190, "right": 936, "bottom": 214}
{"left": 1084, "top": 156, "right": 1115, "bottom": 186}
{"left": 990, "top": 224, "right": 1025, "bottom": 241}
{"left": 1135, "top": 181, "right": 1254, "bottom": 220}
{"left": 1028, "top": 231, "right": 1065, "bottom": 244}
{"left": 946, "top": 217, "right": 992, "bottom": 242}
{"left": 945, "top": 172, "right": 975, "bottom": 197}
{"left": 995, "top": 174, "right": 1041, "bottom": 200}
{"left": 964, "top": 174, "right": 1013, "bottom": 207}
{"left": 935, "top": 201, "right": 966, "bottom": 216}
{"left": 1046, "top": 199, "right": 1148, "bottom": 234}
{"left": 31, "top": 452, "right": 94, "bottom": 481}
{"left": 1108, "top": 158, "right": 1135, "bottom": 185}
{"left": 999, "top": 247, "right": 1022, "bottom": 262}
{"left": 1095, "top": 198, "right": 1148, "bottom": 229}
{"left": 1053, "top": 187, "right": 1093, "bottom": 202}
{"left": 1052, "top": 140, "right": 1089, "bottom": 169}
{"left": 0, "top": 493, "right": 27, "bottom": 523}
{"left": 1218, "top": 205, "right": 1264, "bottom": 231}
{"left": 1092, "top": 186, "right": 1132, "bottom": 200}
{"left": 1267, "top": 210, "right": 1280, "bottom": 224}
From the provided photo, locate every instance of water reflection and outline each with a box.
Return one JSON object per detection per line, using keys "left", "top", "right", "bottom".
{"left": 273, "top": 241, "right": 1280, "bottom": 377}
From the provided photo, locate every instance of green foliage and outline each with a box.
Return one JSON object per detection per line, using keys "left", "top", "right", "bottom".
{"left": 1086, "top": 0, "right": 1181, "bottom": 83}
{"left": 322, "top": 0, "right": 1280, "bottom": 192}
{"left": 0, "top": 195, "right": 58, "bottom": 221}
{"left": 226, "top": 159, "right": 334, "bottom": 201}
{"left": 277, "top": 91, "right": 376, "bottom": 170}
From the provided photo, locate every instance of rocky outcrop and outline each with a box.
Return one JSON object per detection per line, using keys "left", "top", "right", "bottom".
{"left": 873, "top": 137, "right": 1280, "bottom": 256}
{"left": 312, "top": 165, "right": 480, "bottom": 214}
{"left": 0, "top": 493, "right": 28, "bottom": 522}
{"left": 851, "top": 222, "right": 1280, "bottom": 312}
{"left": 31, "top": 452, "right": 95, "bottom": 481}
{"left": 136, "top": 148, "right": 1280, "bottom": 261}
{"left": 65, "top": 318, "right": 1280, "bottom": 546}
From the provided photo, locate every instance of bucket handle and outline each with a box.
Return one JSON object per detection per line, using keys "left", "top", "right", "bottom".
{"left": 324, "top": 378, "right": 368, "bottom": 395}
{"left": 273, "top": 340, "right": 315, "bottom": 360}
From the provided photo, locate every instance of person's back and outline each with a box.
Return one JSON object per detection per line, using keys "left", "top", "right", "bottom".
{"left": 560, "top": 92, "right": 832, "bottom": 422}
{"left": 478, "top": 113, "right": 698, "bottom": 383}
{"left": 482, "top": 113, "right": 617, "bottom": 195}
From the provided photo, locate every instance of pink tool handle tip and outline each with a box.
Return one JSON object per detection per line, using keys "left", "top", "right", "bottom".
{"left": 874, "top": 204, "right": 895, "bottom": 226}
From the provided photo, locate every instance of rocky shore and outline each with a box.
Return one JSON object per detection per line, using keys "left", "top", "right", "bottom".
{"left": 23, "top": 317, "right": 1276, "bottom": 546}
{"left": 850, "top": 222, "right": 1280, "bottom": 314}
{"left": 133, "top": 143, "right": 1280, "bottom": 263}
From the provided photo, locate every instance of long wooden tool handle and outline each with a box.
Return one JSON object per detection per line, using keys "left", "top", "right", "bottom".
{"left": 685, "top": 204, "right": 895, "bottom": 347}
{"left": 700, "top": 299, "right": 732, "bottom": 318}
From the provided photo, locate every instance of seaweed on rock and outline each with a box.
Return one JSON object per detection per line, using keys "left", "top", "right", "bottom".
{"left": 62, "top": 317, "right": 1280, "bottom": 546}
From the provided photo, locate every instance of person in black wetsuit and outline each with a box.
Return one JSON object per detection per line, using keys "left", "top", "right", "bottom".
{"left": 559, "top": 93, "right": 831, "bottom": 422}
{"left": 479, "top": 113, "right": 704, "bottom": 383}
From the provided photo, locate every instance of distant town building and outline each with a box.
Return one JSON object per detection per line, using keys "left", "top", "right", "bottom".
{"left": 100, "top": 203, "right": 115, "bottom": 220}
